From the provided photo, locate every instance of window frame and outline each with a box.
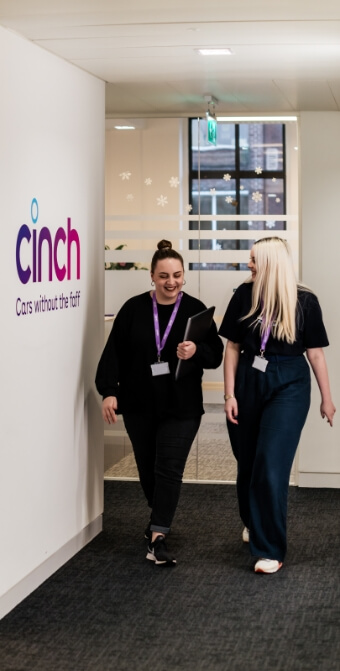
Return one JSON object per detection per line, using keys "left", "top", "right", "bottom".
{"left": 188, "top": 119, "right": 287, "bottom": 270}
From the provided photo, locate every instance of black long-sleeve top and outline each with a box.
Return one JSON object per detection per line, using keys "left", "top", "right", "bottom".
{"left": 96, "top": 291, "right": 223, "bottom": 418}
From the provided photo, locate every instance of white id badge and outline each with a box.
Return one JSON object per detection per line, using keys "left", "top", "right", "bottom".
{"left": 252, "top": 355, "right": 268, "bottom": 372}
{"left": 151, "top": 361, "right": 170, "bottom": 376}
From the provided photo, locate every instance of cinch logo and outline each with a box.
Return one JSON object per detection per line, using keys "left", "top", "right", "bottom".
{"left": 16, "top": 198, "right": 81, "bottom": 284}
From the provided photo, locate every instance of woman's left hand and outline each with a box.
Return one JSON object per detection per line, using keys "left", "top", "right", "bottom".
{"left": 177, "top": 340, "right": 197, "bottom": 360}
{"left": 320, "top": 400, "right": 336, "bottom": 427}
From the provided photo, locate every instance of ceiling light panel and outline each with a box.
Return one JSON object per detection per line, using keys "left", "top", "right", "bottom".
{"left": 197, "top": 48, "right": 234, "bottom": 56}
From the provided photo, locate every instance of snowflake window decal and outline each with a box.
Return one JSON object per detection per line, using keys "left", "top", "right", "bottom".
{"left": 275, "top": 198, "right": 281, "bottom": 203}
{"left": 186, "top": 204, "right": 193, "bottom": 213}
{"left": 210, "top": 188, "right": 216, "bottom": 194}
{"left": 254, "top": 166, "right": 263, "bottom": 175}
{"left": 272, "top": 177, "right": 277, "bottom": 182}
{"left": 144, "top": 178, "right": 152, "bottom": 186}
{"left": 119, "top": 171, "right": 132, "bottom": 180}
{"left": 225, "top": 196, "right": 233, "bottom": 204}
{"left": 266, "top": 221, "right": 276, "bottom": 229}
{"left": 252, "top": 191, "right": 262, "bottom": 203}
{"left": 157, "top": 195, "right": 168, "bottom": 207}
{"left": 169, "top": 176, "right": 180, "bottom": 188}
{"left": 223, "top": 173, "right": 232, "bottom": 182}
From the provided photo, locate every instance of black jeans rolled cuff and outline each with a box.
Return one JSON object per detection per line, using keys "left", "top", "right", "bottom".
{"left": 150, "top": 524, "right": 170, "bottom": 535}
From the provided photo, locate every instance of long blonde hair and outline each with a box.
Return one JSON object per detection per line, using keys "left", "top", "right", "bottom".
{"left": 244, "top": 237, "right": 299, "bottom": 344}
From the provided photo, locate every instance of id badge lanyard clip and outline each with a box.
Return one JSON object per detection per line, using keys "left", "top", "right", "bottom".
{"left": 260, "top": 323, "right": 271, "bottom": 358}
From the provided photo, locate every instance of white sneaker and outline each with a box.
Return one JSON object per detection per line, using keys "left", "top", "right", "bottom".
{"left": 242, "top": 527, "right": 249, "bottom": 543}
{"left": 254, "top": 558, "right": 283, "bottom": 574}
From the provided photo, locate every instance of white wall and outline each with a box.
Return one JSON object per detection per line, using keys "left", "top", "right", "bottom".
{"left": 298, "top": 112, "right": 340, "bottom": 487}
{"left": 0, "top": 26, "right": 105, "bottom": 618}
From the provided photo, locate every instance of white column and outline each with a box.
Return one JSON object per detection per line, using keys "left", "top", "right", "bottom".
{"left": 298, "top": 112, "right": 340, "bottom": 487}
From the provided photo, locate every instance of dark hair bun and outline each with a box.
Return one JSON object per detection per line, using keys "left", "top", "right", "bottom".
{"left": 157, "top": 239, "right": 172, "bottom": 251}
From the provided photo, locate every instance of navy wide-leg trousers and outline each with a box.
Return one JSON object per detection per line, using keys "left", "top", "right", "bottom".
{"left": 227, "top": 353, "right": 311, "bottom": 562}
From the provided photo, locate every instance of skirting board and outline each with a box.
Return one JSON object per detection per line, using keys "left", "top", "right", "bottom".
{"left": 0, "top": 515, "right": 103, "bottom": 620}
{"left": 298, "top": 472, "right": 340, "bottom": 488}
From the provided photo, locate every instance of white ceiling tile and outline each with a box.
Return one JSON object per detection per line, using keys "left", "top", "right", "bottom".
{"left": 275, "top": 80, "right": 339, "bottom": 110}
{"left": 328, "top": 80, "right": 340, "bottom": 107}
{"left": 2, "top": 1, "right": 340, "bottom": 114}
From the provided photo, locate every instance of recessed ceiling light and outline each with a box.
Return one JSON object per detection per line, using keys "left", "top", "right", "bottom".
{"left": 106, "top": 118, "right": 145, "bottom": 130}
{"left": 114, "top": 125, "right": 136, "bottom": 130}
{"left": 197, "top": 48, "right": 233, "bottom": 56}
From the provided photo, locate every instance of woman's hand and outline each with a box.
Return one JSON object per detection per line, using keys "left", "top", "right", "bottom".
{"left": 177, "top": 340, "right": 197, "bottom": 360}
{"left": 102, "top": 396, "right": 118, "bottom": 424}
{"left": 223, "top": 341, "right": 240, "bottom": 424}
{"left": 306, "top": 348, "right": 336, "bottom": 427}
{"left": 225, "top": 397, "right": 239, "bottom": 424}
{"left": 320, "top": 400, "right": 336, "bottom": 427}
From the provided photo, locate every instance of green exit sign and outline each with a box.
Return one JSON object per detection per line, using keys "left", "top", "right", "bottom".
{"left": 207, "top": 117, "right": 217, "bottom": 145}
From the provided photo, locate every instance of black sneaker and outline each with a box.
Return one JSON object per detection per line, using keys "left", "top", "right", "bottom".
{"left": 146, "top": 535, "right": 176, "bottom": 566}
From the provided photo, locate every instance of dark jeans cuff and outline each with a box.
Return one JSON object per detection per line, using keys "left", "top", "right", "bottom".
{"left": 150, "top": 524, "right": 170, "bottom": 535}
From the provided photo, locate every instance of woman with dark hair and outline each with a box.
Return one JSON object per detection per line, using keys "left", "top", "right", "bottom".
{"left": 219, "top": 237, "right": 335, "bottom": 574}
{"left": 96, "top": 239, "right": 223, "bottom": 566}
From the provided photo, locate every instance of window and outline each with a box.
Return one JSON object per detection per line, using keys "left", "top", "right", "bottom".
{"left": 189, "top": 120, "right": 286, "bottom": 270}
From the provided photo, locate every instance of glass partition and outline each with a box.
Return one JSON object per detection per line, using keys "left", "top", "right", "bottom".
{"left": 104, "top": 116, "right": 299, "bottom": 483}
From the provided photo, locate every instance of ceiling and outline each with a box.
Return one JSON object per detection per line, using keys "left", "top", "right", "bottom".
{"left": 2, "top": 0, "right": 340, "bottom": 117}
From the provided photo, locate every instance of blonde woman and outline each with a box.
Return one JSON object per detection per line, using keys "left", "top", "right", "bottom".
{"left": 219, "top": 237, "right": 335, "bottom": 574}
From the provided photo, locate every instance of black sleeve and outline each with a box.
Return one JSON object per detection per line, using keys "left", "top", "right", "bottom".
{"left": 218, "top": 285, "right": 247, "bottom": 343}
{"left": 95, "top": 303, "right": 130, "bottom": 399}
{"left": 193, "top": 319, "right": 224, "bottom": 369}
{"left": 299, "top": 292, "right": 329, "bottom": 348}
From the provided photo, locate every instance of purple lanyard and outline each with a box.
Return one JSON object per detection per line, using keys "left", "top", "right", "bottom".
{"left": 260, "top": 323, "right": 271, "bottom": 356}
{"left": 259, "top": 300, "right": 274, "bottom": 356}
{"left": 152, "top": 291, "right": 183, "bottom": 361}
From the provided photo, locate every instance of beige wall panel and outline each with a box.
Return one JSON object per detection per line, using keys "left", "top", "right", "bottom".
{"left": 298, "top": 112, "right": 340, "bottom": 486}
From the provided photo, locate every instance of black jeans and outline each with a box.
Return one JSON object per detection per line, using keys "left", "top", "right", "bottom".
{"left": 123, "top": 413, "right": 201, "bottom": 534}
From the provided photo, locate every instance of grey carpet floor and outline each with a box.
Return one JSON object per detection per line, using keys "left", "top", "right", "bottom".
{"left": 1, "top": 482, "right": 339, "bottom": 671}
